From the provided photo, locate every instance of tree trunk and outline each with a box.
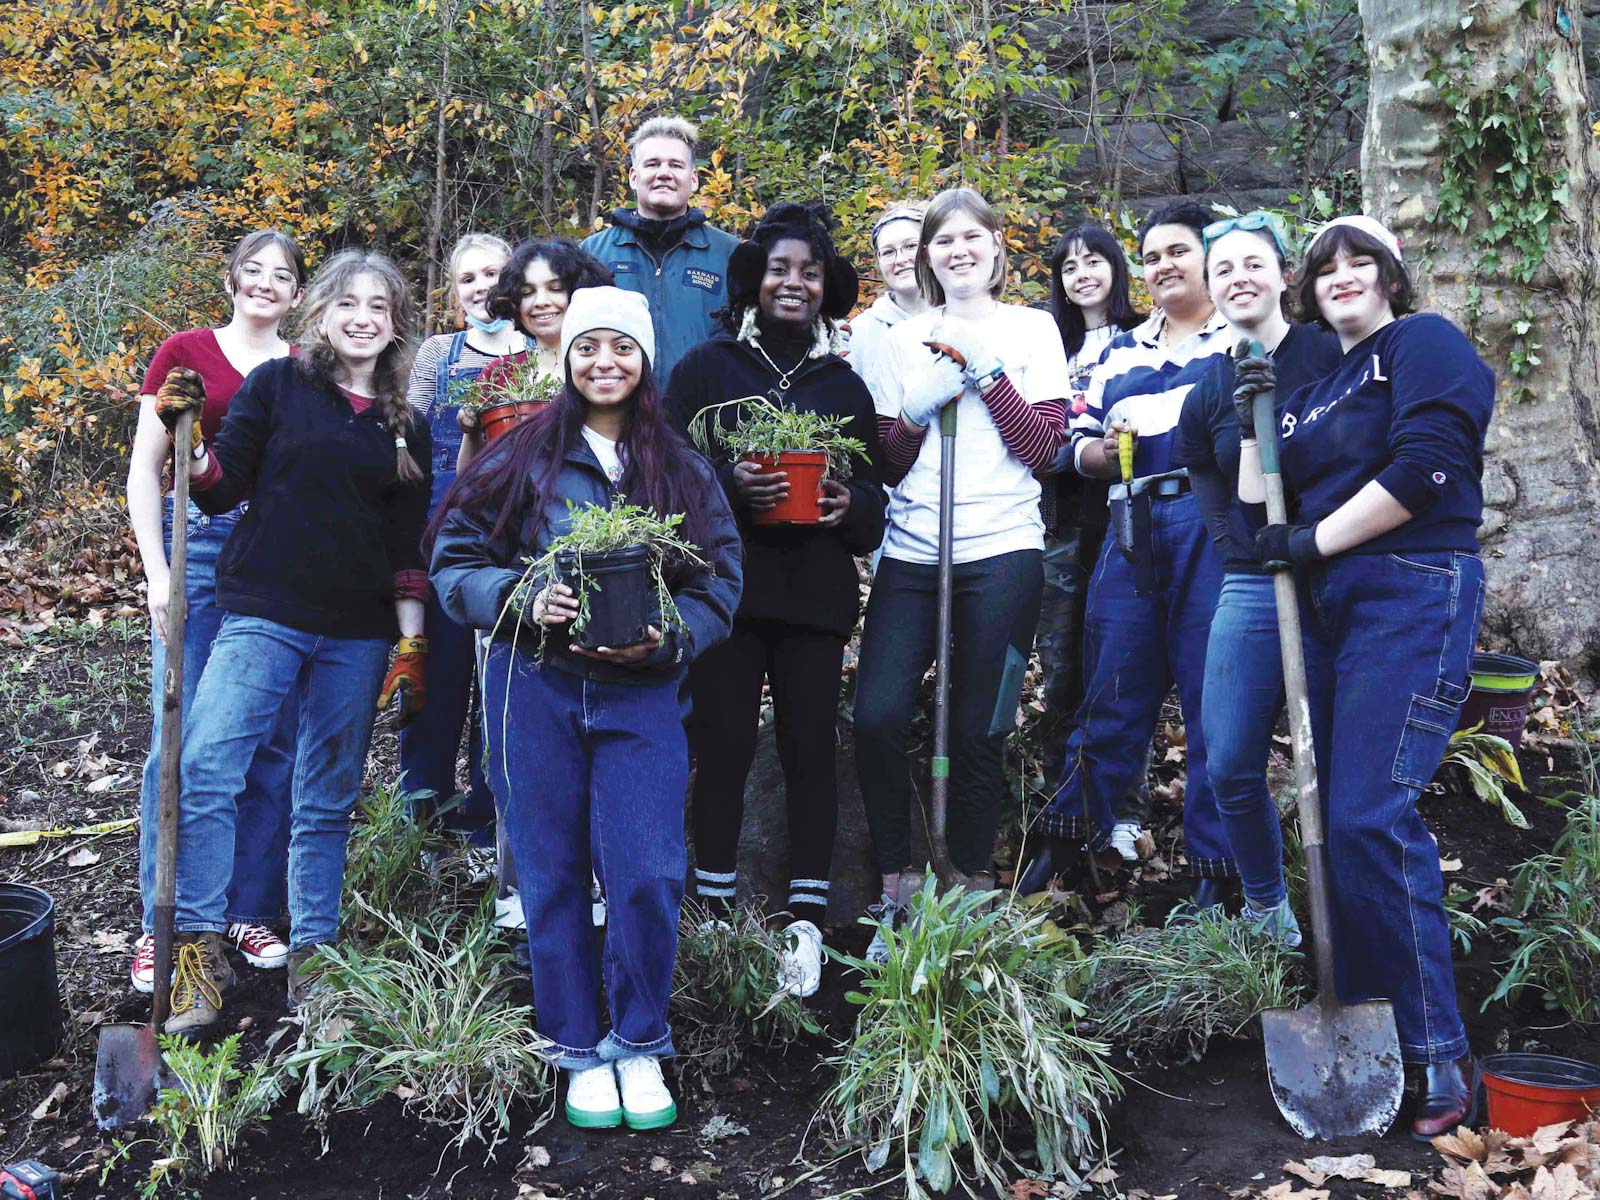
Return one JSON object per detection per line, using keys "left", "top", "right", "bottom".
{"left": 579, "top": 0, "right": 604, "bottom": 230}
{"left": 539, "top": 0, "right": 556, "bottom": 222}
{"left": 425, "top": 1, "right": 456, "bottom": 333}
{"left": 1360, "top": 0, "right": 1600, "bottom": 675}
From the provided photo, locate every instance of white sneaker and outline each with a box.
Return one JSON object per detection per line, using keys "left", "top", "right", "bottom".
{"left": 1109, "top": 820, "right": 1143, "bottom": 862}
{"left": 564, "top": 1063, "right": 621, "bottom": 1129}
{"left": 615, "top": 1056, "right": 676, "bottom": 1130}
{"left": 493, "top": 891, "right": 525, "bottom": 930}
{"left": 591, "top": 874, "right": 606, "bottom": 927}
{"left": 865, "top": 895, "right": 903, "bottom": 965}
{"left": 780, "top": 919, "right": 824, "bottom": 998}
{"left": 227, "top": 922, "right": 289, "bottom": 969}
{"left": 129, "top": 932, "right": 155, "bottom": 994}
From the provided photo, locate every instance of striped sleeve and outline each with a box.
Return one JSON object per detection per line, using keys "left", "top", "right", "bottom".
{"left": 405, "top": 337, "right": 446, "bottom": 419}
{"left": 881, "top": 414, "right": 925, "bottom": 469}
{"left": 980, "top": 374, "right": 1065, "bottom": 471}
{"left": 393, "top": 569, "right": 430, "bottom": 602}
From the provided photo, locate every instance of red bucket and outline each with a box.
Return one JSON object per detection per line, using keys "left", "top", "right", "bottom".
{"left": 748, "top": 450, "right": 828, "bottom": 526}
{"left": 1482, "top": 1053, "right": 1600, "bottom": 1137}
{"left": 480, "top": 399, "right": 546, "bottom": 444}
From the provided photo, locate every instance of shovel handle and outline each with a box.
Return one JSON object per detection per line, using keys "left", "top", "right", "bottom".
{"left": 1117, "top": 428, "right": 1135, "bottom": 484}
{"left": 152, "top": 410, "right": 193, "bottom": 1030}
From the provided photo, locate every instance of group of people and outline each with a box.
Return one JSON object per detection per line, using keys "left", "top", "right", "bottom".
{"left": 126, "top": 113, "right": 1495, "bottom": 1139}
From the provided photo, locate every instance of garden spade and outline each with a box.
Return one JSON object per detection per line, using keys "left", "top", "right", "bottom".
{"left": 1246, "top": 341, "right": 1403, "bottom": 1139}
{"left": 93, "top": 409, "right": 192, "bottom": 1129}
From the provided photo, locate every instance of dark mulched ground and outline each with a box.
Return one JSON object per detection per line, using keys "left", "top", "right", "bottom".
{"left": 1, "top": 618, "right": 1594, "bottom": 1199}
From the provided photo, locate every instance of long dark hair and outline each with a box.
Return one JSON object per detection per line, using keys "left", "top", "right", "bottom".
{"left": 426, "top": 360, "right": 713, "bottom": 562}
{"left": 486, "top": 239, "right": 613, "bottom": 336}
{"left": 1048, "top": 224, "right": 1142, "bottom": 361}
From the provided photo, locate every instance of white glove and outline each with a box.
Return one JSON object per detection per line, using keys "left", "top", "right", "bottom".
{"left": 899, "top": 351, "right": 967, "bottom": 427}
{"left": 930, "top": 326, "right": 1004, "bottom": 386}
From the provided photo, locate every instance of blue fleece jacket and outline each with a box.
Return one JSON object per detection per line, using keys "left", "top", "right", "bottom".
{"left": 1278, "top": 313, "right": 1494, "bottom": 555}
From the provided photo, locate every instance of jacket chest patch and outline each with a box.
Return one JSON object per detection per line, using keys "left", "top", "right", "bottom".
{"left": 683, "top": 267, "right": 722, "bottom": 293}
{"left": 610, "top": 261, "right": 638, "bottom": 275}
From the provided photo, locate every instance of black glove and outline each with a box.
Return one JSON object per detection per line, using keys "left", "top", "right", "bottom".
{"left": 1232, "top": 352, "right": 1276, "bottom": 439}
{"left": 1255, "top": 522, "right": 1322, "bottom": 570}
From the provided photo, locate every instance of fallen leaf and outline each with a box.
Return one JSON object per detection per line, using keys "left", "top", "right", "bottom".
{"left": 1300, "top": 1154, "right": 1376, "bottom": 1182}
{"left": 1364, "top": 1168, "right": 1413, "bottom": 1189}
{"left": 59, "top": 1134, "right": 81, "bottom": 1151}
{"left": 30, "top": 1081, "right": 69, "bottom": 1120}
{"left": 72, "top": 1009, "right": 104, "bottom": 1026}
{"left": 65, "top": 847, "right": 100, "bottom": 867}
{"left": 1285, "top": 1161, "right": 1329, "bottom": 1186}
{"left": 524, "top": 1144, "right": 551, "bottom": 1168}
{"left": 393, "top": 1084, "right": 416, "bottom": 1100}
{"left": 1086, "top": 1166, "right": 1119, "bottom": 1184}
{"left": 1008, "top": 1184, "right": 1050, "bottom": 1200}
{"left": 1430, "top": 1161, "right": 1495, "bottom": 1200}
{"left": 1531, "top": 1122, "right": 1580, "bottom": 1155}
{"left": 1264, "top": 1182, "right": 1330, "bottom": 1200}
{"left": 91, "top": 929, "right": 131, "bottom": 954}
{"left": 1529, "top": 1163, "right": 1588, "bottom": 1200}
{"left": 1472, "top": 880, "right": 1512, "bottom": 912}
{"left": 650, "top": 1156, "right": 672, "bottom": 1173}
{"left": 1434, "top": 1128, "right": 1488, "bottom": 1162}
{"left": 1439, "top": 857, "right": 1463, "bottom": 873}
{"left": 85, "top": 773, "right": 119, "bottom": 794}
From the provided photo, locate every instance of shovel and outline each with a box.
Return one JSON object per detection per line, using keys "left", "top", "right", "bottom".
{"left": 94, "top": 409, "right": 192, "bottom": 1129}
{"left": 1248, "top": 342, "right": 1403, "bottom": 1139}
{"left": 922, "top": 344, "right": 965, "bottom": 891}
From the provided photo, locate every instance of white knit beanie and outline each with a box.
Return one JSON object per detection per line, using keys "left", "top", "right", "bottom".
{"left": 559, "top": 286, "right": 657, "bottom": 371}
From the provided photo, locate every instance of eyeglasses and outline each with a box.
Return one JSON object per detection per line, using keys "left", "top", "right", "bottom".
{"left": 876, "top": 240, "right": 920, "bottom": 262}
{"left": 1202, "top": 212, "right": 1294, "bottom": 261}
{"left": 237, "top": 263, "right": 300, "bottom": 289}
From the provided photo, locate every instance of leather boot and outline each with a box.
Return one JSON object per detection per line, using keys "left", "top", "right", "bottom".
{"left": 163, "top": 931, "right": 235, "bottom": 1039}
{"left": 1412, "top": 1056, "right": 1479, "bottom": 1142}
{"left": 1179, "top": 875, "right": 1241, "bottom": 918}
{"left": 1016, "top": 836, "right": 1083, "bottom": 896}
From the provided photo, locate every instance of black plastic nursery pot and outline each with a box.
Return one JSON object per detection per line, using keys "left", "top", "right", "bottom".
{"left": 0, "top": 882, "right": 62, "bottom": 1076}
{"left": 555, "top": 543, "right": 653, "bottom": 651}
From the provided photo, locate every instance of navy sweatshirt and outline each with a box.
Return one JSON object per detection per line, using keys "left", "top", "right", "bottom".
{"left": 192, "top": 357, "right": 433, "bottom": 639}
{"left": 1170, "top": 324, "right": 1342, "bottom": 574}
{"left": 1277, "top": 314, "right": 1493, "bottom": 555}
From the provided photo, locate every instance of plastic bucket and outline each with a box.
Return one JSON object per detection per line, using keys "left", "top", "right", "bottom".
{"left": 1456, "top": 652, "right": 1539, "bottom": 750}
{"left": 555, "top": 543, "right": 652, "bottom": 650}
{"left": 1482, "top": 1053, "right": 1600, "bottom": 1136}
{"left": 0, "top": 883, "right": 62, "bottom": 1076}
{"left": 749, "top": 451, "right": 828, "bottom": 526}
{"left": 480, "top": 399, "right": 546, "bottom": 444}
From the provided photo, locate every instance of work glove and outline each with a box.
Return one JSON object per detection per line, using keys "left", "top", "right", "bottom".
{"left": 377, "top": 636, "right": 428, "bottom": 727}
{"left": 1232, "top": 345, "right": 1276, "bottom": 439}
{"left": 926, "top": 326, "right": 1004, "bottom": 388}
{"left": 1255, "top": 522, "right": 1322, "bottom": 570}
{"left": 155, "top": 367, "right": 207, "bottom": 454}
{"left": 899, "top": 351, "right": 967, "bottom": 427}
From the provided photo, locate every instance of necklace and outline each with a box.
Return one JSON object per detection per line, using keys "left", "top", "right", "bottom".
{"left": 752, "top": 339, "right": 807, "bottom": 400}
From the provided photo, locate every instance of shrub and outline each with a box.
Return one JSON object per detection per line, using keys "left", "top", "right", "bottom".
{"left": 282, "top": 899, "right": 553, "bottom": 1156}
{"left": 1079, "top": 908, "right": 1304, "bottom": 1064}
{"left": 671, "top": 900, "right": 823, "bottom": 1076}
{"left": 823, "top": 881, "right": 1118, "bottom": 1199}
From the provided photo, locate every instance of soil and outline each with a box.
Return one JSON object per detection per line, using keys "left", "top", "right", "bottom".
{"left": 2, "top": 620, "right": 1595, "bottom": 1200}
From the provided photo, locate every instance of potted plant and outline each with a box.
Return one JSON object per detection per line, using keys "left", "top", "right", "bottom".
{"left": 688, "top": 394, "right": 867, "bottom": 526}
{"left": 457, "top": 356, "right": 561, "bottom": 444}
{"left": 497, "top": 499, "right": 707, "bottom": 654}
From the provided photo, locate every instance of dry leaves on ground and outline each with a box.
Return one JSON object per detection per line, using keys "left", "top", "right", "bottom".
{"left": 1428, "top": 1121, "right": 1599, "bottom": 1200}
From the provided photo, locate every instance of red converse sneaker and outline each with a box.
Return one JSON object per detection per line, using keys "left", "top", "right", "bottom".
{"left": 129, "top": 932, "right": 155, "bottom": 994}
{"left": 227, "top": 923, "right": 289, "bottom": 969}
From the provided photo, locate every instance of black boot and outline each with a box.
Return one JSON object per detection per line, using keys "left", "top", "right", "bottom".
{"left": 1016, "top": 836, "right": 1083, "bottom": 896}
{"left": 1180, "top": 875, "right": 1241, "bottom": 917}
{"left": 1412, "top": 1056, "right": 1479, "bottom": 1142}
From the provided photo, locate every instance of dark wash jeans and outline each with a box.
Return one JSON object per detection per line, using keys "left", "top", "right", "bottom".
{"left": 483, "top": 645, "right": 686, "bottom": 1068}
{"left": 854, "top": 550, "right": 1043, "bottom": 877}
{"left": 1040, "top": 491, "right": 1234, "bottom": 875}
{"left": 141, "top": 499, "right": 294, "bottom": 930}
{"left": 1300, "top": 549, "right": 1484, "bottom": 1064}
{"left": 1203, "top": 573, "right": 1286, "bottom": 908}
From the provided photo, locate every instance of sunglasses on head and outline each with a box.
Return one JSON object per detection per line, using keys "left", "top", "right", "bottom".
{"left": 1202, "top": 212, "right": 1294, "bottom": 261}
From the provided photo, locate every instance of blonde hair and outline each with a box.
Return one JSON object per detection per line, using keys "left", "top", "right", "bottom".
{"left": 629, "top": 116, "right": 698, "bottom": 164}
{"left": 447, "top": 232, "right": 511, "bottom": 279}
{"left": 295, "top": 249, "right": 422, "bottom": 484}
{"left": 914, "top": 187, "right": 1009, "bottom": 306}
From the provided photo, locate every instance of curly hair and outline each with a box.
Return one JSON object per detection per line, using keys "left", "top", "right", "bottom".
{"left": 487, "top": 239, "right": 614, "bottom": 335}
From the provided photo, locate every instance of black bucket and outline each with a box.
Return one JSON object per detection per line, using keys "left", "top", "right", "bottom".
{"left": 555, "top": 543, "right": 653, "bottom": 651}
{"left": 1456, "top": 652, "right": 1540, "bottom": 750}
{"left": 0, "top": 883, "right": 62, "bottom": 1076}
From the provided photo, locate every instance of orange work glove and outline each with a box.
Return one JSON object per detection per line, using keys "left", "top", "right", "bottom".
{"left": 154, "top": 367, "right": 207, "bottom": 454}
{"left": 377, "top": 636, "right": 428, "bottom": 728}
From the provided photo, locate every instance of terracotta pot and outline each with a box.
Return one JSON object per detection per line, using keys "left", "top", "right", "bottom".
{"left": 748, "top": 450, "right": 828, "bottom": 525}
{"left": 1482, "top": 1053, "right": 1600, "bottom": 1136}
{"left": 479, "top": 399, "right": 546, "bottom": 444}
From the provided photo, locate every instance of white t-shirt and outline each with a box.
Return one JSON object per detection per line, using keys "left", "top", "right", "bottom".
{"left": 581, "top": 426, "right": 624, "bottom": 484}
{"left": 873, "top": 304, "right": 1070, "bottom": 565}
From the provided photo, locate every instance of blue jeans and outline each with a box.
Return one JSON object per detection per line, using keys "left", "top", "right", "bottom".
{"left": 1203, "top": 574, "right": 1286, "bottom": 907}
{"left": 141, "top": 500, "right": 294, "bottom": 931}
{"left": 1040, "top": 492, "right": 1233, "bottom": 875}
{"left": 1300, "top": 549, "right": 1484, "bottom": 1064}
{"left": 174, "top": 614, "right": 389, "bottom": 948}
{"left": 484, "top": 646, "right": 686, "bottom": 1068}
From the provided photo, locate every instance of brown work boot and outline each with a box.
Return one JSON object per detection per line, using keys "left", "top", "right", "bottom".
{"left": 163, "top": 931, "right": 235, "bottom": 1039}
{"left": 286, "top": 945, "right": 328, "bottom": 1012}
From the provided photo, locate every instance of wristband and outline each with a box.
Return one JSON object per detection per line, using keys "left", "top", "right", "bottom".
{"left": 395, "top": 636, "right": 428, "bottom": 654}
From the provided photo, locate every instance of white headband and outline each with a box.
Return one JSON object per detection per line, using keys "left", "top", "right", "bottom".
{"left": 1308, "top": 214, "right": 1403, "bottom": 263}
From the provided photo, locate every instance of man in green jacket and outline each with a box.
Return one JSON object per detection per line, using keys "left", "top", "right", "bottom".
{"left": 581, "top": 116, "right": 739, "bottom": 386}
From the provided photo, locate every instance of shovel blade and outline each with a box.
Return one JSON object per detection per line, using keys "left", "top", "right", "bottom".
{"left": 93, "top": 1023, "right": 162, "bottom": 1130}
{"left": 1262, "top": 995, "right": 1404, "bottom": 1140}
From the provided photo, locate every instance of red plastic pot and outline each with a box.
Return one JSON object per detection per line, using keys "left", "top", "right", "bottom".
{"left": 480, "top": 399, "right": 546, "bottom": 444}
{"left": 748, "top": 450, "right": 828, "bottom": 526}
{"left": 1482, "top": 1053, "right": 1600, "bottom": 1136}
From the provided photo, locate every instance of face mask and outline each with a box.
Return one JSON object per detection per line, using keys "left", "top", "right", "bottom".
{"left": 466, "top": 313, "right": 512, "bottom": 334}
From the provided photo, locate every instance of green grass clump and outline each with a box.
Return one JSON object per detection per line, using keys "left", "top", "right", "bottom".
{"left": 671, "top": 900, "right": 822, "bottom": 1076}
{"left": 1079, "top": 908, "right": 1304, "bottom": 1064}
{"left": 341, "top": 779, "right": 476, "bottom": 928}
{"left": 823, "top": 880, "right": 1119, "bottom": 1199}
{"left": 282, "top": 899, "right": 552, "bottom": 1156}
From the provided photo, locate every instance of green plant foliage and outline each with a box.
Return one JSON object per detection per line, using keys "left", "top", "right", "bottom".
{"left": 1488, "top": 785, "right": 1598, "bottom": 1023}
{"left": 1079, "top": 908, "right": 1304, "bottom": 1064}
{"left": 671, "top": 900, "right": 823, "bottom": 1076}
{"left": 281, "top": 898, "right": 554, "bottom": 1155}
{"left": 341, "top": 778, "right": 476, "bottom": 927}
{"left": 1441, "top": 729, "right": 1530, "bottom": 828}
{"left": 823, "top": 881, "right": 1118, "bottom": 1199}
{"left": 688, "top": 393, "right": 868, "bottom": 479}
